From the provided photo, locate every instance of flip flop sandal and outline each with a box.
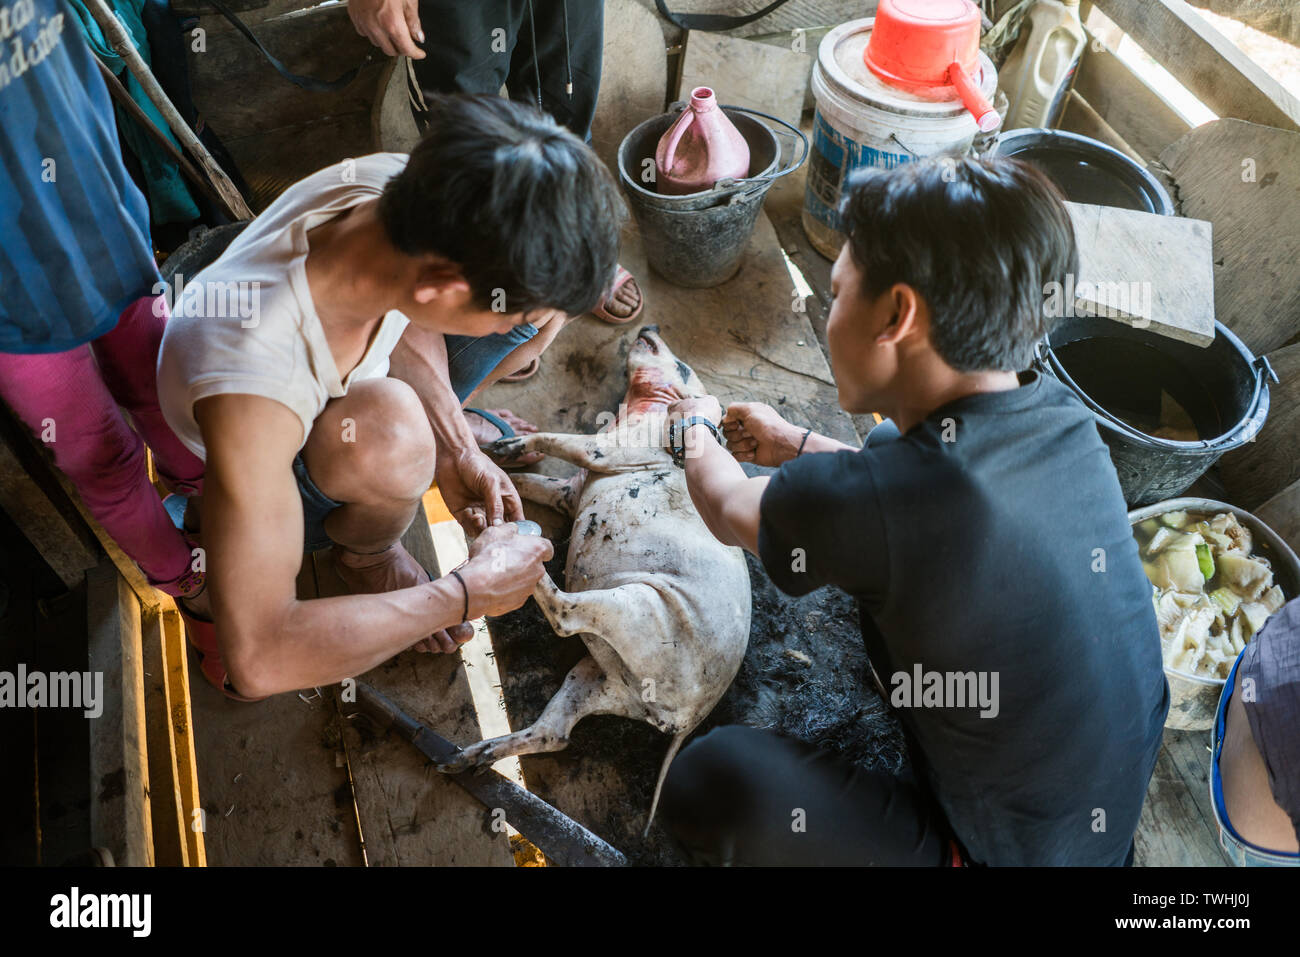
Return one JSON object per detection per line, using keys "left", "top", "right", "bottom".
{"left": 162, "top": 492, "right": 189, "bottom": 529}
{"left": 153, "top": 506, "right": 207, "bottom": 599}
{"left": 177, "top": 603, "right": 267, "bottom": 703}
{"left": 590, "top": 264, "right": 644, "bottom": 324}
{"left": 501, "top": 356, "right": 540, "bottom": 382}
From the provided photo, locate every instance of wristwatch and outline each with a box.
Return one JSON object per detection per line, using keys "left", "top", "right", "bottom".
{"left": 669, "top": 416, "right": 723, "bottom": 468}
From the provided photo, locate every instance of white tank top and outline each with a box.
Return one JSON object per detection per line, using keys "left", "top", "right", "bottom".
{"left": 157, "top": 153, "right": 411, "bottom": 459}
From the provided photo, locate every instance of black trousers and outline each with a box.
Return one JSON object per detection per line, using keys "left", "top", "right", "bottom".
{"left": 659, "top": 725, "right": 955, "bottom": 866}
{"left": 411, "top": 0, "right": 604, "bottom": 140}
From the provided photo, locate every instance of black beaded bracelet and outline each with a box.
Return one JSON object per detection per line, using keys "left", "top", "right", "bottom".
{"left": 796, "top": 428, "right": 813, "bottom": 457}
{"left": 449, "top": 569, "right": 469, "bottom": 623}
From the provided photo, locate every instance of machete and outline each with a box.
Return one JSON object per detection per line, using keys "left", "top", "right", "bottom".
{"left": 345, "top": 681, "right": 627, "bottom": 868}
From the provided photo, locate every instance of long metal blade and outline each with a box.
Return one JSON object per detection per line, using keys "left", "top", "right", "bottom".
{"left": 351, "top": 682, "right": 627, "bottom": 867}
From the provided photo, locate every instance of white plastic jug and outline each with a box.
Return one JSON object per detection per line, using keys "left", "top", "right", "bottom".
{"left": 998, "top": 0, "right": 1086, "bottom": 130}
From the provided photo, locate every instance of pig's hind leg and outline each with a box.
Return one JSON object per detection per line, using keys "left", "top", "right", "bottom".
{"left": 532, "top": 575, "right": 676, "bottom": 725}
{"left": 533, "top": 573, "right": 667, "bottom": 640}
{"left": 439, "top": 656, "right": 640, "bottom": 771}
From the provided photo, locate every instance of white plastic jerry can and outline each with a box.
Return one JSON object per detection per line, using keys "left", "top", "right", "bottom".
{"left": 998, "top": 0, "right": 1087, "bottom": 130}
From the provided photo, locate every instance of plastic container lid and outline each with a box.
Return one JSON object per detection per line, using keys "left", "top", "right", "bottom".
{"left": 866, "top": 0, "right": 983, "bottom": 87}
{"left": 818, "top": 19, "right": 994, "bottom": 117}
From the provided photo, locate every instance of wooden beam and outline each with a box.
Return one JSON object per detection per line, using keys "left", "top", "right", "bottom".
{"left": 1219, "top": 342, "right": 1300, "bottom": 509}
{"left": 1072, "top": 43, "right": 1192, "bottom": 163}
{"left": 1256, "top": 479, "right": 1300, "bottom": 557}
{"left": 87, "top": 562, "right": 154, "bottom": 866}
{"left": 162, "top": 608, "right": 207, "bottom": 866}
{"left": 1058, "top": 90, "right": 1146, "bottom": 163}
{"left": 95, "top": 59, "right": 235, "bottom": 219}
{"left": 39, "top": 457, "right": 165, "bottom": 615}
{"left": 330, "top": 505, "right": 517, "bottom": 867}
{"left": 0, "top": 418, "right": 98, "bottom": 590}
{"left": 1092, "top": 0, "right": 1300, "bottom": 132}
{"left": 82, "top": 0, "right": 253, "bottom": 220}
{"left": 1160, "top": 119, "right": 1300, "bottom": 357}
{"left": 142, "top": 610, "right": 189, "bottom": 866}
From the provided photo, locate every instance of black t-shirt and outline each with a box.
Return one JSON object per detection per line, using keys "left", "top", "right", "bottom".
{"left": 758, "top": 372, "right": 1170, "bottom": 866}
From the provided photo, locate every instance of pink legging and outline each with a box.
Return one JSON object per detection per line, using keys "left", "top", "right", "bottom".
{"left": 0, "top": 296, "right": 205, "bottom": 591}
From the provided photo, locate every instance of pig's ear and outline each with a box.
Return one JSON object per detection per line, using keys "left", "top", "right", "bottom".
{"left": 412, "top": 261, "right": 471, "bottom": 305}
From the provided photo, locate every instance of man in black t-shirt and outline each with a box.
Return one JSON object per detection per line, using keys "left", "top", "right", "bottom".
{"left": 662, "top": 157, "right": 1169, "bottom": 866}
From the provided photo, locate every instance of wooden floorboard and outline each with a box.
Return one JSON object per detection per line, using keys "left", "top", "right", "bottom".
{"left": 334, "top": 509, "right": 515, "bottom": 867}
{"left": 1135, "top": 728, "right": 1232, "bottom": 867}
{"left": 188, "top": 552, "right": 358, "bottom": 866}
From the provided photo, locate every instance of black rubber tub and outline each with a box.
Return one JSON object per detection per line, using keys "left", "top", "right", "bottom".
{"left": 1036, "top": 317, "right": 1276, "bottom": 506}
{"left": 992, "top": 128, "right": 1174, "bottom": 215}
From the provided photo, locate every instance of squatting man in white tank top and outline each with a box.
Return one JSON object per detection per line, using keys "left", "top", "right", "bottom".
{"left": 156, "top": 95, "right": 626, "bottom": 700}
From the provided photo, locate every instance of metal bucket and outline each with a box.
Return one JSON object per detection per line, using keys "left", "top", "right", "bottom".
{"left": 1128, "top": 497, "right": 1300, "bottom": 730}
{"left": 618, "top": 105, "right": 807, "bottom": 288}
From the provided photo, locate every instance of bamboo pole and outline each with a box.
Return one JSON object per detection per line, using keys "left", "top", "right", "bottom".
{"left": 82, "top": 0, "right": 253, "bottom": 220}
{"left": 94, "top": 59, "right": 233, "bottom": 217}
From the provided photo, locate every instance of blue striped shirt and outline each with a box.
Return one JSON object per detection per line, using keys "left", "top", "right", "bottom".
{"left": 1, "top": 0, "right": 159, "bottom": 353}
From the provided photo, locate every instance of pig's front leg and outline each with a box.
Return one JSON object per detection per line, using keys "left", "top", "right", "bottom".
{"left": 485, "top": 431, "right": 665, "bottom": 472}
{"left": 509, "top": 472, "right": 583, "bottom": 518}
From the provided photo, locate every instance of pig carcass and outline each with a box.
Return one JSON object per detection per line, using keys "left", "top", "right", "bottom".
{"left": 442, "top": 327, "right": 751, "bottom": 827}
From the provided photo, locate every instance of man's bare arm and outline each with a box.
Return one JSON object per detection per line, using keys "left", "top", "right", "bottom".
{"left": 683, "top": 431, "right": 769, "bottom": 556}
{"left": 195, "top": 394, "right": 477, "bottom": 697}
{"left": 388, "top": 325, "right": 479, "bottom": 462}
{"left": 388, "top": 322, "right": 525, "bottom": 529}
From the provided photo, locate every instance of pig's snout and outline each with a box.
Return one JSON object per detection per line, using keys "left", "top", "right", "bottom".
{"left": 634, "top": 326, "right": 661, "bottom": 354}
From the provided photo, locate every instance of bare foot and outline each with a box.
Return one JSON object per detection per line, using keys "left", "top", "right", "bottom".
{"left": 465, "top": 409, "right": 543, "bottom": 466}
{"left": 603, "top": 274, "right": 642, "bottom": 319}
{"left": 332, "top": 543, "right": 472, "bottom": 654}
{"left": 333, "top": 541, "right": 428, "bottom": 593}
{"left": 179, "top": 588, "right": 212, "bottom": 620}
{"left": 592, "top": 265, "right": 643, "bottom": 322}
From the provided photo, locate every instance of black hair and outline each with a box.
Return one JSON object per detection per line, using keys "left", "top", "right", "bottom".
{"left": 838, "top": 156, "right": 1078, "bottom": 372}
{"left": 377, "top": 94, "right": 625, "bottom": 318}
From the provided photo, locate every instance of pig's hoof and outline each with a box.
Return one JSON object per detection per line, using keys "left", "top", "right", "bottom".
{"left": 484, "top": 437, "right": 526, "bottom": 462}
{"left": 439, "top": 743, "right": 491, "bottom": 773}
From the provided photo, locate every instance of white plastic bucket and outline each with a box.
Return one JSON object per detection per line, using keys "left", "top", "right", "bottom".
{"left": 802, "top": 18, "right": 998, "bottom": 259}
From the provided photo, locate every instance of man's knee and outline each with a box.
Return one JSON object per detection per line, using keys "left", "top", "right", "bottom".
{"left": 306, "top": 378, "right": 435, "bottom": 503}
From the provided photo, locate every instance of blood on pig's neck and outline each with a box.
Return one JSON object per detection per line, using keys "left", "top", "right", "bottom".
{"left": 620, "top": 368, "right": 681, "bottom": 419}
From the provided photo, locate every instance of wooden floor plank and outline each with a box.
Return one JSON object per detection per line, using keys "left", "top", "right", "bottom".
{"left": 1134, "top": 729, "right": 1232, "bottom": 866}
{"left": 188, "top": 551, "right": 358, "bottom": 866}
{"left": 161, "top": 608, "right": 207, "bottom": 866}
{"left": 338, "top": 507, "right": 515, "bottom": 867}
{"left": 86, "top": 562, "right": 153, "bottom": 867}
{"left": 141, "top": 610, "right": 188, "bottom": 866}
